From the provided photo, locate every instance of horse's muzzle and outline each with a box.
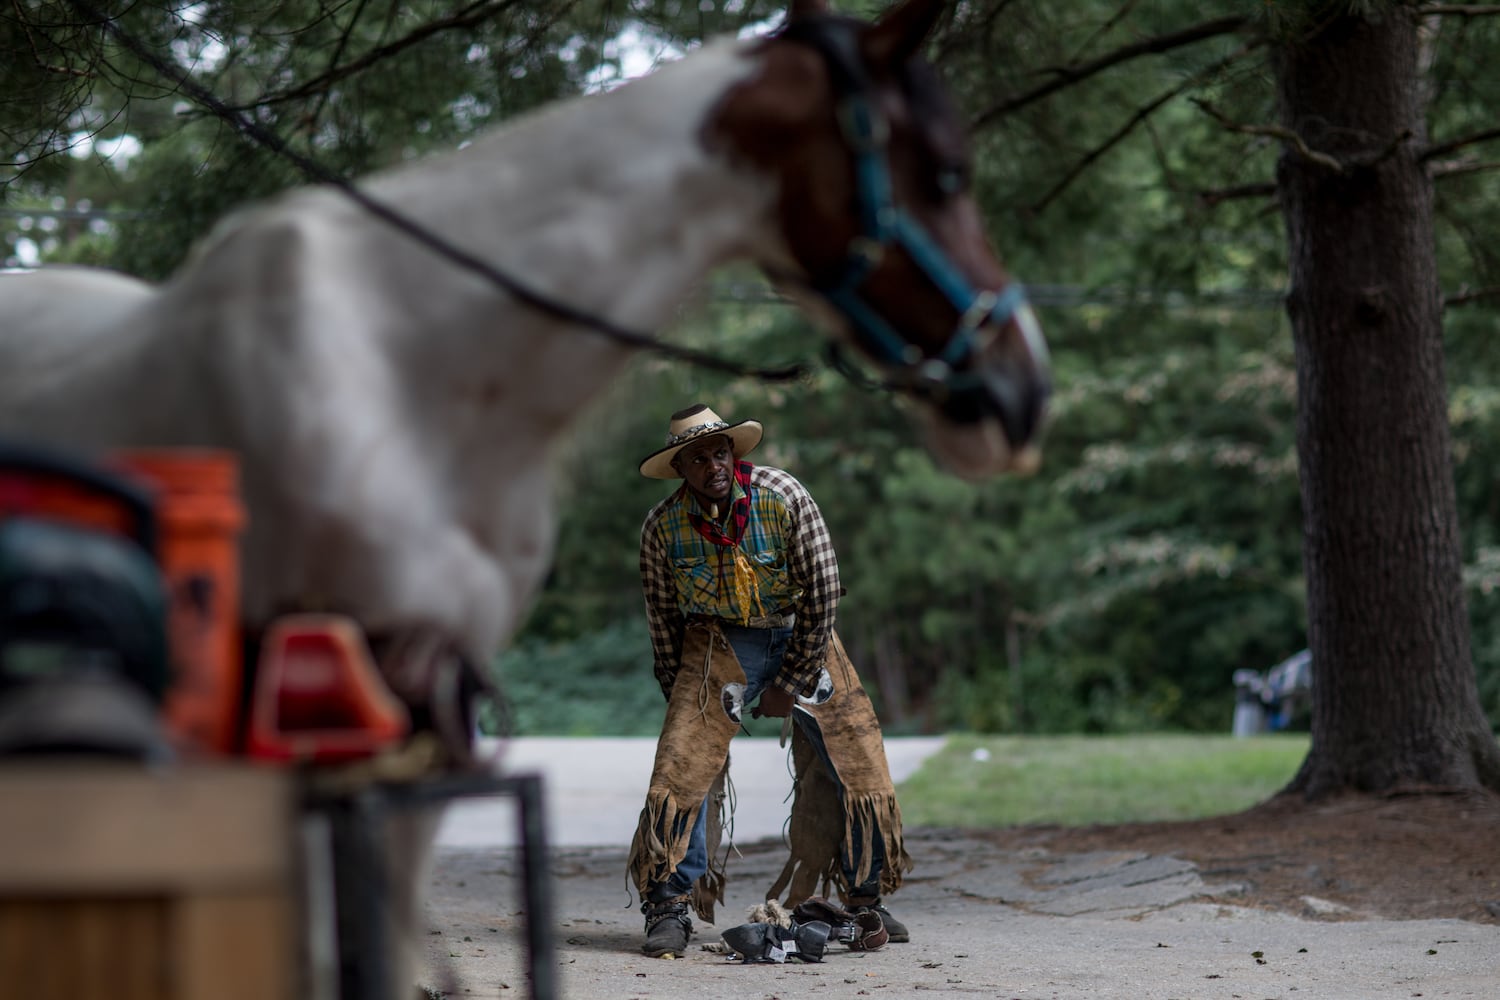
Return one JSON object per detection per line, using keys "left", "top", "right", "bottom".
{"left": 939, "top": 357, "right": 1051, "bottom": 450}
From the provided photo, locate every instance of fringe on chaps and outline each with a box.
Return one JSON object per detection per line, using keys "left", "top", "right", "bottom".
{"left": 627, "top": 621, "right": 740, "bottom": 923}
{"left": 767, "top": 631, "right": 912, "bottom": 905}
{"left": 627, "top": 623, "right": 911, "bottom": 922}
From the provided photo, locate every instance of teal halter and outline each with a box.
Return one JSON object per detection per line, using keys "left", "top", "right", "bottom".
{"left": 779, "top": 16, "right": 1035, "bottom": 427}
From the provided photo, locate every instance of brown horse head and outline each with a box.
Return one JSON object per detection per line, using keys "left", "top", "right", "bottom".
{"left": 709, "top": 0, "right": 1049, "bottom": 479}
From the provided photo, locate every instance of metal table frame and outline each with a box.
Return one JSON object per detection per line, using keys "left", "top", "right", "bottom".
{"left": 307, "top": 771, "right": 555, "bottom": 1000}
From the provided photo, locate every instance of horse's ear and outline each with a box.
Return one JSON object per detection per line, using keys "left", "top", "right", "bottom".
{"left": 787, "top": 0, "right": 830, "bottom": 19}
{"left": 863, "top": 0, "right": 946, "bottom": 67}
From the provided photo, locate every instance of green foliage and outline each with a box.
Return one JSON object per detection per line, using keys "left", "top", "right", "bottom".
{"left": 111, "top": 126, "right": 301, "bottom": 280}
{"left": 481, "top": 618, "right": 666, "bottom": 737}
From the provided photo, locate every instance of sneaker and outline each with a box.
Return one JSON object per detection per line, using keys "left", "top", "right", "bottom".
{"left": 641, "top": 895, "right": 693, "bottom": 957}
{"left": 852, "top": 899, "right": 909, "bottom": 943}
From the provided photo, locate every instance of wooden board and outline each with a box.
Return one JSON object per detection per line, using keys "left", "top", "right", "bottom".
{"left": 0, "top": 762, "right": 298, "bottom": 1000}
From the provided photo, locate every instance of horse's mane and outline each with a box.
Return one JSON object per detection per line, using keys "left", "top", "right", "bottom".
{"left": 182, "top": 35, "right": 759, "bottom": 273}
{"left": 900, "top": 59, "right": 969, "bottom": 167}
{"left": 771, "top": 14, "right": 969, "bottom": 183}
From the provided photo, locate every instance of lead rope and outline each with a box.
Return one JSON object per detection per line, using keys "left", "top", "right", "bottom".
{"left": 692, "top": 625, "right": 719, "bottom": 721}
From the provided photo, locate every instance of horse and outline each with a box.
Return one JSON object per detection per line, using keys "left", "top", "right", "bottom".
{"left": 0, "top": 0, "right": 1048, "bottom": 988}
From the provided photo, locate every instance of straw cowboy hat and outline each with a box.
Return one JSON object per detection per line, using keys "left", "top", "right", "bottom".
{"left": 638, "top": 404, "right": 763, "bottom": 479}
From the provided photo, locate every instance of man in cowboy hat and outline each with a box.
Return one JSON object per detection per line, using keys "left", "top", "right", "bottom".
{"left": 626, "top": 402, "right": 911, "bottom": 958}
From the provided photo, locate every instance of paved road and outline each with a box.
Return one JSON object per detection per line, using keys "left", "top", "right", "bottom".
{"left": 420, "top": 737, "right": 1500, "bottom": 999}
{"left": 422, "top": 749, "right": 1500, "bottom": 1000}
{"left": 435, "top": 735, "right": 948, "bottom": 848}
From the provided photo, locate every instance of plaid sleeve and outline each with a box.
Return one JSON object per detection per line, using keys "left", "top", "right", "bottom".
{"left": 761, "top": 469, "right": 840, "bottom": 696}
{"left": 640, "top": 504, "right": 684, "bottom": 700}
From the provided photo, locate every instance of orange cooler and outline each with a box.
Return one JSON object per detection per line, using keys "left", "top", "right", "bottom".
{"left": 111, "top": 450, "right": 246, "bottom": 755}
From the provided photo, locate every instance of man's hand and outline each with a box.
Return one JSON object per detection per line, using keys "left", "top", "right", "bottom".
{"left": 753, "top": 685, "right": 794, "bottom": 719}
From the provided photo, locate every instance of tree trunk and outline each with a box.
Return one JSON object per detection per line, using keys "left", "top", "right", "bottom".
{"left": 1274, "top": 8, "right": 1500, "bottom": 796}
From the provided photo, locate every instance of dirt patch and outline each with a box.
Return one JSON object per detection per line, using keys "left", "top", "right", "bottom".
{"left": 975, "top": 789, "right": 1500, "bottom": 924}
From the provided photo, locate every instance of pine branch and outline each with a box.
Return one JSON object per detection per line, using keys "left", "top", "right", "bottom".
{"left": 1030, "top": 86, "right": 1177, "bottom": 214}
{"left": 1424, "top": 5, "right": 1500, "bottom": 16}
{"left": 1071, "top": 0, "right": 1145, "bottom": 66}
{"left": 1430, "top": 158, "right": 1500, "bottom": 180}
{"left": 222, "top": 0, "right": 530, "bottom": 112}
{"left": 1196, "top": 182, "right": 1277, "bottom": 208}
{"left": 1029, "top": 41, "right": 1261, "bottom": 215}
{"left": 1192, "top": 98, "right": 1346, "bottom": 173}
{"left": 10, "top": 0, "right": 92, "bottom": 78}
{"left": 1444, "top": 285, "right": 1500, "bottom": 308}
{"left": 307, "top": 0, "right": 374, "bottom": 128}
{"left": 1421, "top": 125, "right": 1500, "bottom": 163}
{"left": 973, "top": 14, "right": 1250, "bottom": 129}
{"left": 934, "top": 0, "right": 1019, "bottom": 61}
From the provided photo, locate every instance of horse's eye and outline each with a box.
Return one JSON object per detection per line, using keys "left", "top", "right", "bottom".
{"left": 935, "top": 165, "right": 968, "bottom": 197}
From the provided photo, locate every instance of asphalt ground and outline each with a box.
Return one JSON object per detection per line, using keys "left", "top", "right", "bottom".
{"left": 434, "top": 735, "right": 947, "bottom": 849}
{"left": 419, "top": 737, "right": 1500, "bottom": 1000}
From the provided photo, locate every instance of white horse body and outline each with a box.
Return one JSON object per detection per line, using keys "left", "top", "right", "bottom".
{"left": 0, "top": 38, "right": 777, "bottom": 661}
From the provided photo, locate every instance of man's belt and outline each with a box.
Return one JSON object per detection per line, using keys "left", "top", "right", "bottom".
{"left": 691, "top": 609, "right": 796, "bottom": 630}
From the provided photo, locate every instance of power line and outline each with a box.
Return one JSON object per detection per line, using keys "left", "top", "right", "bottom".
{"left": 705, "top": 281, "right": 1286, "bottom": 310}
{"left": 0, "top": 207, "right": 151, "bottom": 220}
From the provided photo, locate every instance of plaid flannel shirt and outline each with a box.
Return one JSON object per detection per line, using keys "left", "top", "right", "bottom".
{"left": 640, "top": 465, "right": 840, "bottom": 700}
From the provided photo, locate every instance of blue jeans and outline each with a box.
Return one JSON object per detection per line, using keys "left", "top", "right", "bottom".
{"left": 655, "top": 624, "right": 885, "bottom": 901}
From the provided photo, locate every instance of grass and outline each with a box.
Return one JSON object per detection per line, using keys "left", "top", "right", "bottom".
{"left": 897, "top": 733, "right": 1310, "bottom": 828}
